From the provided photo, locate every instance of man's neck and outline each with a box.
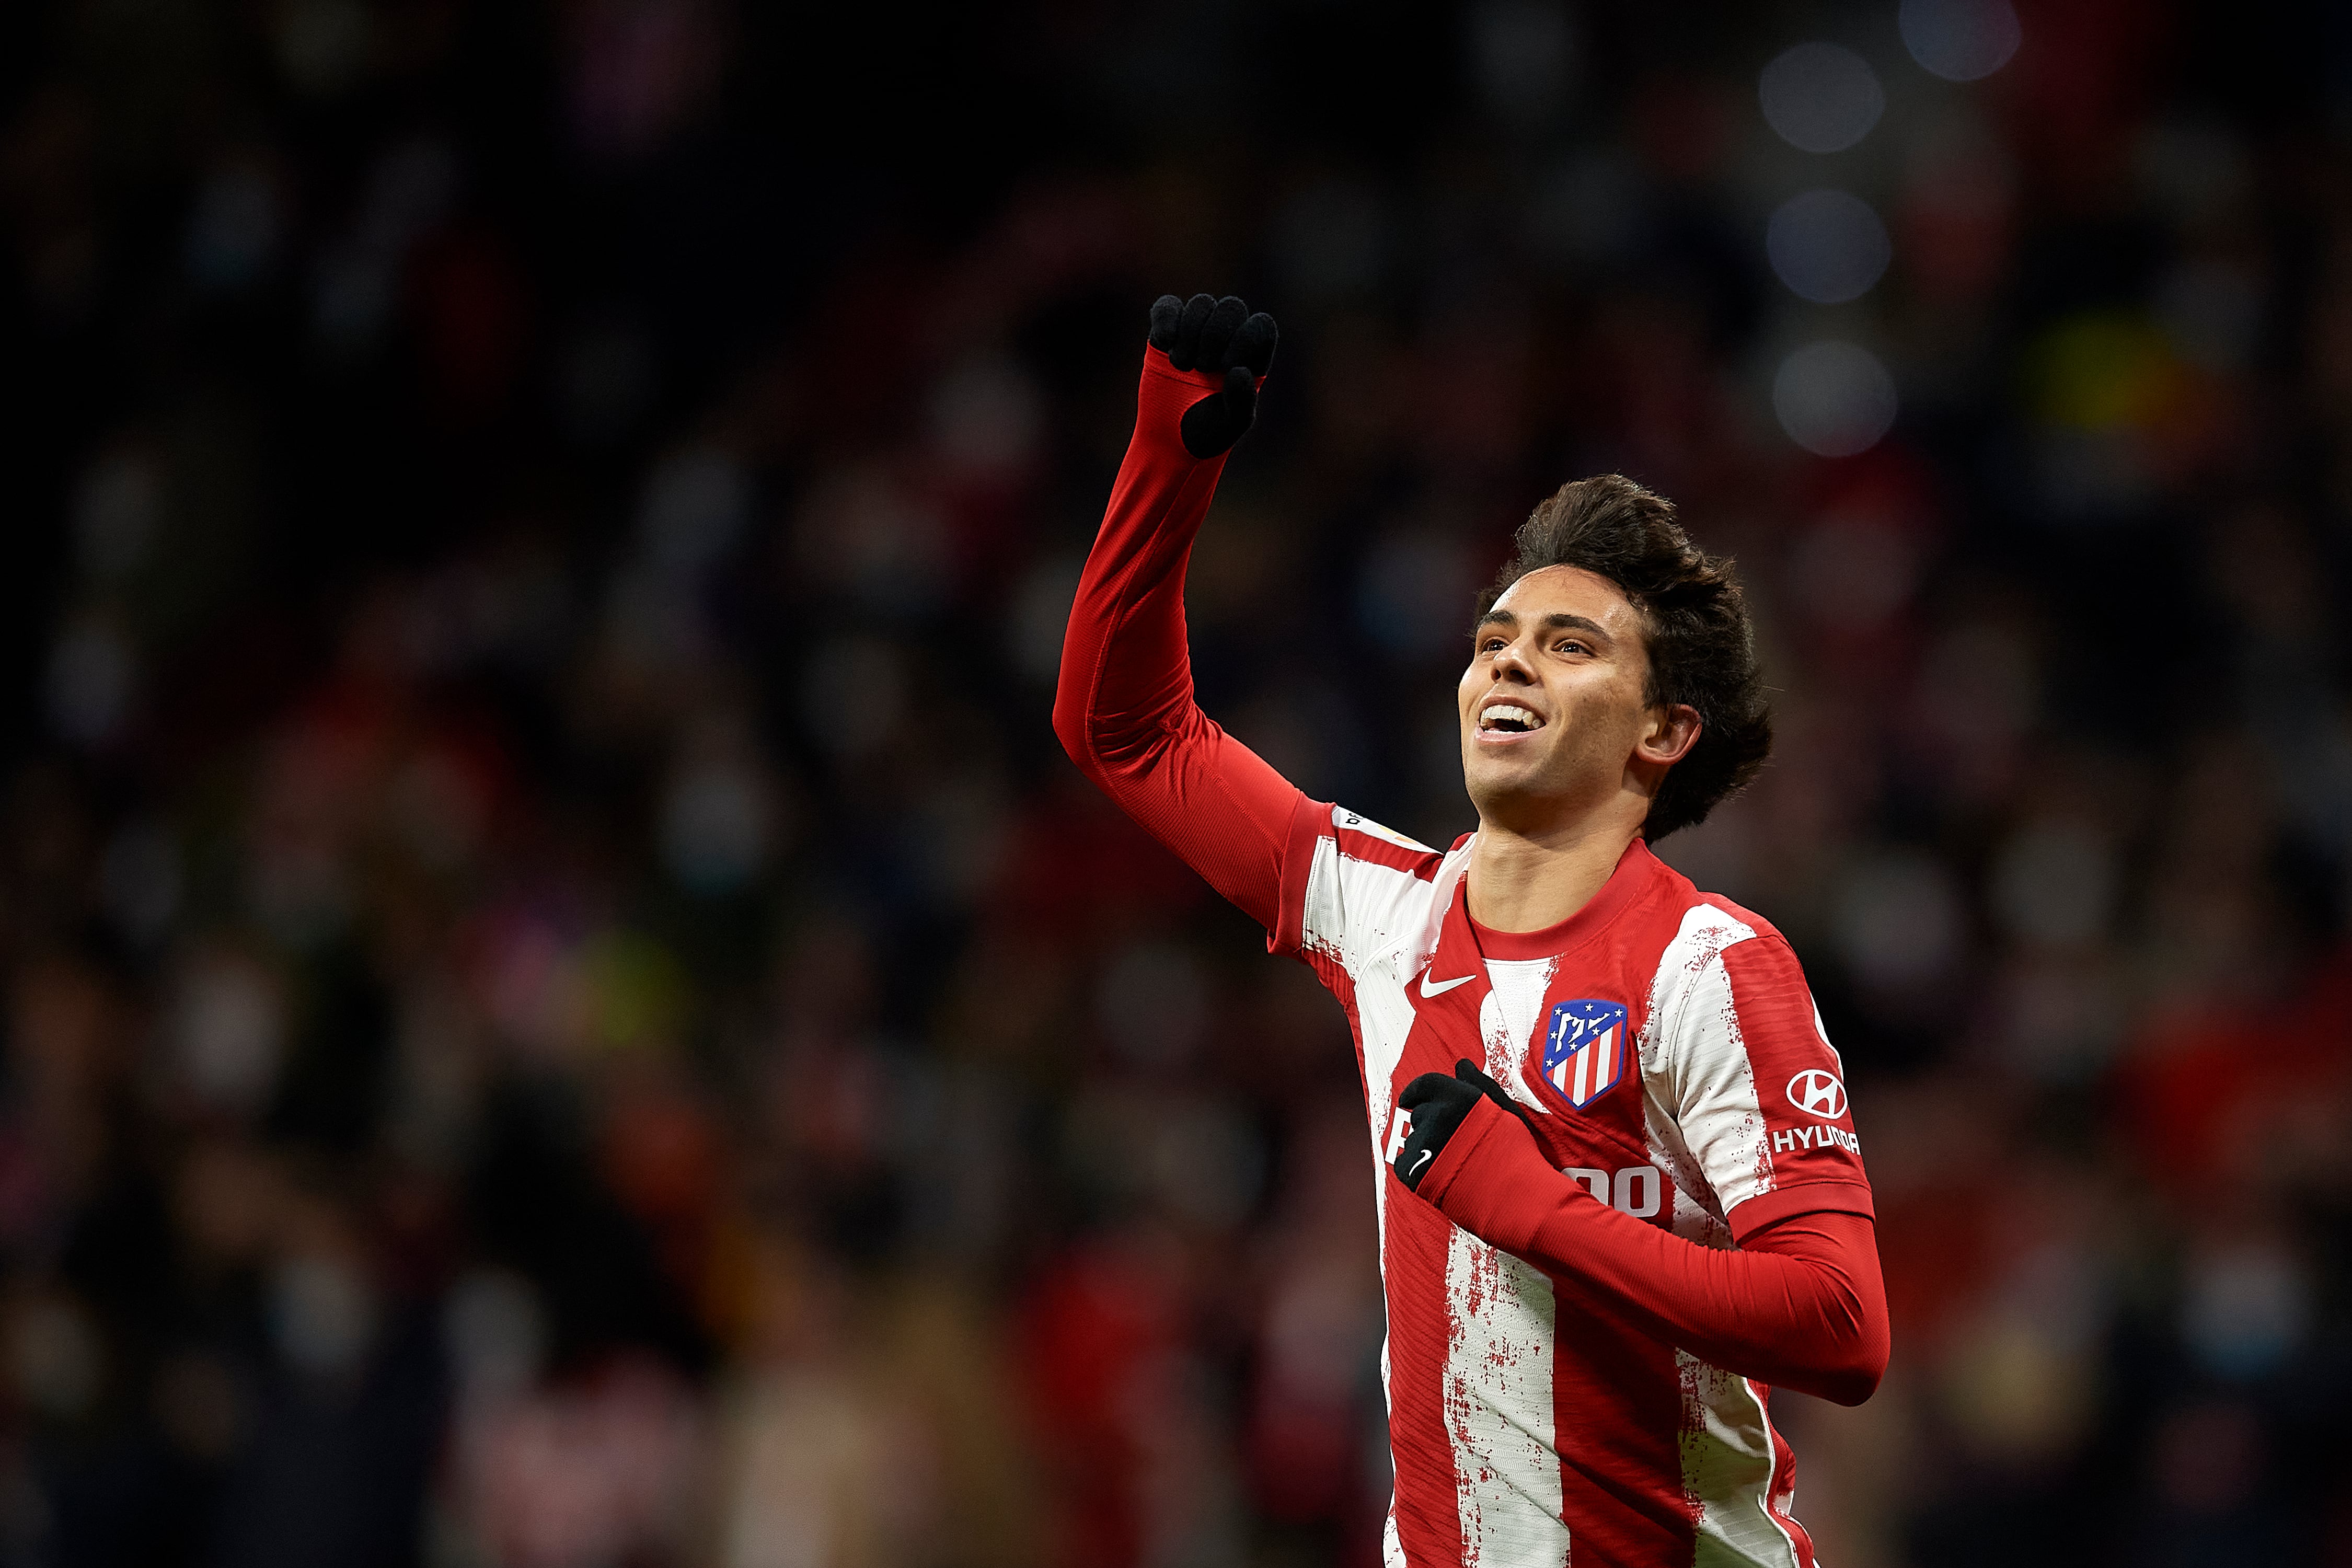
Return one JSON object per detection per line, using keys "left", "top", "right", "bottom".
{"left": 1463, "top": 814, "right": 1641, "bottom": 933}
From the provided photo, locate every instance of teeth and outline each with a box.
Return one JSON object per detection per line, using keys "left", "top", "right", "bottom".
{"left": 1481, "top": 704, "right": 1542, "bottom": 731}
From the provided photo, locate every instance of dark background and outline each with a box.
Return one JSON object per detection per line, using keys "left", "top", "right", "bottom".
{"left": 1, "top": 0, "right": 2348, "bottom": 1564}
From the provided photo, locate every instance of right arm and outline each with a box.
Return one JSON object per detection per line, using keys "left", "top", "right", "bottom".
{"left": 1052, "top": 300, "right": 1311, "bottom": 938}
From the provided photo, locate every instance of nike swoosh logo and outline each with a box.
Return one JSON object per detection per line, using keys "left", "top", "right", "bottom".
{"left": 1410, "top": 1150, "right": 1433, "bottom": 1175}
{"left": 1421, "top": 973, "right": 1474, "bottom": 997}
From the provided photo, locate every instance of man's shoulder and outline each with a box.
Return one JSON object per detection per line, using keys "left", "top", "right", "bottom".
{"left": 1296, "top": 805, "right": 1463, "bottom": 969}
{"left": 1673, "top": 889, "right": 1794, "bottom": 954}
{"left": 1321, "top": 805, "right": 1456, "bottom": 883}
{"left": 1618, "top": 847, "right": 1798, "bottom": 977}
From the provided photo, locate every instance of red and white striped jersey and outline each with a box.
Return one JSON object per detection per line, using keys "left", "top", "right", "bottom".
{"left": 1269, "top": 804, "right": 1873, "bottom": 1568}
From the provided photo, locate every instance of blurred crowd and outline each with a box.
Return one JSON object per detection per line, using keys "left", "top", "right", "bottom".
{"left": 2, "top": 0, "right": 2349, "bottom": 1564}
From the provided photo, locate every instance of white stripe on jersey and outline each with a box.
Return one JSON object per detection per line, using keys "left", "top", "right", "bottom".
{"left": 1483, "top": 957, "right": 1552, "bottom": 1047}
{"left": 1302, "top": 823, "right": 1456, "bottom": 1168}
{"left": 1643, "top": 903, "right": 1817, "bottom": 1567}
{"left": 1305, "top": 826, "right": 1429, "bottom": 1300}
{"left": 1445, "top": 1227, "right": 1567, "bottom": 1567}
{"left": 1307, "top": 820, "right": 1468, "bottom": 1554}
{"left": 1677, "top": 1352, "right": 1802, "bottom": 1568}
{"left": 1479, "top": 960, "right": 1558, "bottom": 1116}
{"left": 1642, "top": 902, "right": 1779, "bottom": 1218}
{"left": 1302, "top": 811, "right": 1447, "bottom": 977}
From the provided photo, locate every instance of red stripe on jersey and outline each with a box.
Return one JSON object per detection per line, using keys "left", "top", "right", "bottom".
{"left": 1553, "top": 1296, "right": 1694, "bottom": 1562}
{"left": 1331, "top": 815, "right": 1445, "bottom": 880}
{"left": 1382, "top": 1192, "right": 1468, "bottom": 1568}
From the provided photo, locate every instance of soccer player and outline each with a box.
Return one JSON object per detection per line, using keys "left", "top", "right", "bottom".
{"left": 1055, "top": 295, "right": 1889, "bottom": 1568}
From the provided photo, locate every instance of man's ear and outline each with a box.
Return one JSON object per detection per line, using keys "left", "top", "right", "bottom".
{"left": 1636, "top": 704, "right": 1702, "bottom": 767}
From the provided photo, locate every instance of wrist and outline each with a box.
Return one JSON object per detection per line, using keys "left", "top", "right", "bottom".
{"left": 1144, "top": 343, "right": 1232, "bottom": 391}
{"left": 1136, "top": 346, "right": 1267, "bottom": 462}
{"left": 1417, "top": 1096, "right": 1544, "bottom": 1252}
{"left": 1139, "top": 346, "right": 1230, "bottom": 448}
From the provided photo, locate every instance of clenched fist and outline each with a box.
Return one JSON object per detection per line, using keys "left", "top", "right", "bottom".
{"left": 1392, "top": 1059, "right": 1535, "bottom": 1193}
{"left": 1148, "top": 293, "right": 1278, "bottom": 458}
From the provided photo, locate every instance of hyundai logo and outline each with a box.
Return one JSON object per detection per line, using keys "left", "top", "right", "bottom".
{"left": 1785, "top": 1069, "right": 1847, "bottom": 1121}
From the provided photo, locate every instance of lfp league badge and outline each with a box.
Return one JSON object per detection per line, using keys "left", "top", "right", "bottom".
{"left": 1542, "top": 999, "right": 1629, "bottom": 1109}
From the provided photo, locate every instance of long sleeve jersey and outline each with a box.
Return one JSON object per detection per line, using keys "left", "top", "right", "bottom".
{"left": 1054, "top": 342, "right": 1889, "bottom": 1568}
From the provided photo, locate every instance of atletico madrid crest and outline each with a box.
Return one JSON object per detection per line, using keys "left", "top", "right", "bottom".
{"left": 1542, "top": 999, "right": 1629, "bottom": 1109}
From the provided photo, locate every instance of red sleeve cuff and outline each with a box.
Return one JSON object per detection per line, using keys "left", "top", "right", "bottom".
{"left": 1118, "top": 345, "right": 1235, "bottom": 478}
{"left": 1726, "top": 1180, "right": 1876, "bottom": 1242}
{"left": 1137, "top": 345, "right": 1264, "bottom": 451}
{"left": 1413, "top": 1095, "right": 1564, "bottom": 1259}
{"left": 1142, "top": 342, "right": 1238, "bottom": 394}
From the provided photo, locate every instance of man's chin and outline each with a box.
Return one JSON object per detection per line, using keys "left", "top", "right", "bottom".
{"left": 1462, "top": 763, "right": 1557, "bottom": 816}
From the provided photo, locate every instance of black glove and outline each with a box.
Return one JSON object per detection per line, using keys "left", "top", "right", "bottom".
{"left": 1393, "top": 1059, "right": 1535, "bottom": 1193}
{"left": 1148, "top": 293, "right": 1278, "bottom": 458}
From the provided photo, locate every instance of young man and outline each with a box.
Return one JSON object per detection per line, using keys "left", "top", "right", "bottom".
{"left": 1056, "top": 295, "right": 1888, "bottom": 1568}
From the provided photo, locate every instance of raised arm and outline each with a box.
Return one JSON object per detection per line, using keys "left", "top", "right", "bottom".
{"left": 1053, "top": 296, "right": 1311, "bottom": 935}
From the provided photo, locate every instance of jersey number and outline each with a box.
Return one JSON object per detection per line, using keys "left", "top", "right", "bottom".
{"left": 1564, "top": 1165, "right": 1661, "bottom": 1218}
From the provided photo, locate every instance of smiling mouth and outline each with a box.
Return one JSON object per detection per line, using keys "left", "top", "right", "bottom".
{"left": 1478, "top": 703, "right": 1546, "bottom": 734}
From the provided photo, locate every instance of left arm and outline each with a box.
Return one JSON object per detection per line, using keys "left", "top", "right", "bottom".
{"left": 1396, "top": 924, "right": 1888, "bottom": 1402}
{"left": 1413, "top": 1095, "right": 1888, "bottom": 1405}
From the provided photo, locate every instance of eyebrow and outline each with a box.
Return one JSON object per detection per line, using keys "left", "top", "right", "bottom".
{"left": 1472, "top": 609, "right": 1616, "bottom": 644}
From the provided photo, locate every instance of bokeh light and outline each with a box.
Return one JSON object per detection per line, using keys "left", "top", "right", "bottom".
{"left": 1899, "top": 0, "right": 2022, "bottom": 82}
{"left": 1758, "top": 42, "right": 1885, "bottom": 154}
{"left": 1767, "top": 189, "right": 1893, "bottom": 303}
{"left": 1773, "top": 341, "right": 1899, "bottom": 456}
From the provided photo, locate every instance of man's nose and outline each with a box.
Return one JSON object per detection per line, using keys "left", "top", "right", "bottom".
{"left": 1489, "top": 640, "right": 1535, "bottom": 681}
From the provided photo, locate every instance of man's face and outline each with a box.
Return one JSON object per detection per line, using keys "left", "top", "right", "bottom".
{"left": 1458, "top": 565, "right": 1675, "bottom": 829}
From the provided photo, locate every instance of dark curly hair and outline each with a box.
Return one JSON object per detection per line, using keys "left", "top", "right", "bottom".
{"left": 1480, "top": 475, "right": 1771, "bottom": 841}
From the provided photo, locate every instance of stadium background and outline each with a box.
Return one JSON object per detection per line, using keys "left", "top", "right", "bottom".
{"left": 1, "top": 0, "right": 2348, "bottom": 1563}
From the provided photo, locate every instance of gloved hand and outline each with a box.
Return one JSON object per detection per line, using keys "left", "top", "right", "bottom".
{"left": 1148, "top": 293, "right": 1278, "bottom": 458}
{"left": 1393, "top": 1059, "right": 1536, "bottom": 1192}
